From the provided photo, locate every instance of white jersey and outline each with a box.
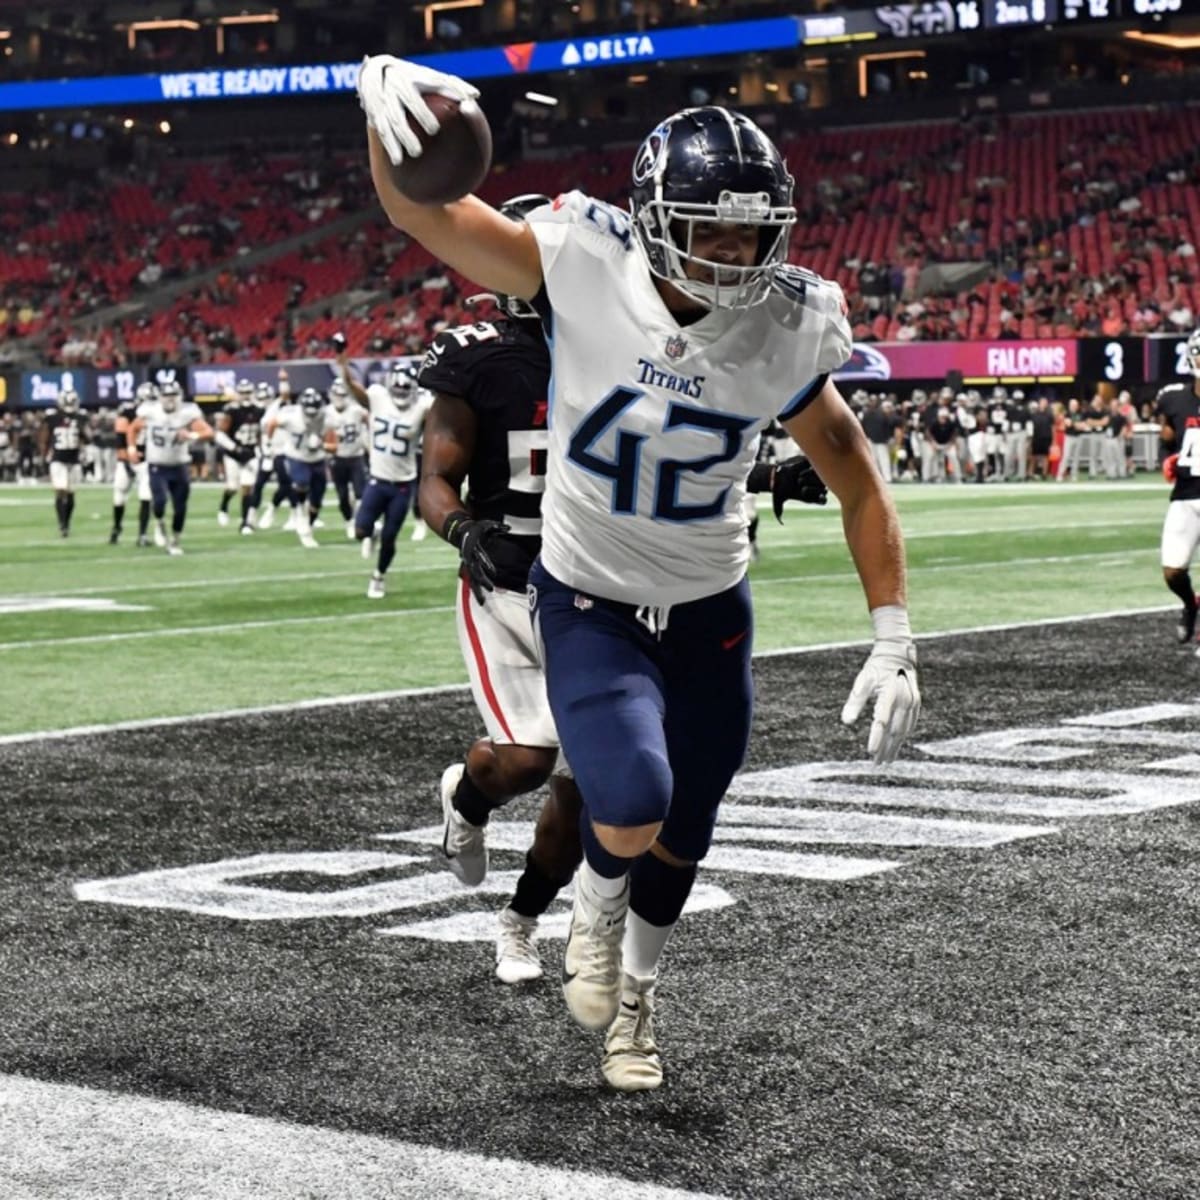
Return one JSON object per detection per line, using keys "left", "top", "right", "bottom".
{"left": 139, "top": 400, "right": 204, "bottom": 467}
{"left": 526, "top": 190, "right": 852, "bottom": 606}
{"left": 365, "top": 384, "right": 431, "bottom": 483}
{"left": 262, "top": 398, "right": 291, "bottom": 457}
{"left": 276, "top": 405, "right": 328, "bottom": 464}
{"left": 324, "top": 402, "right": 369, "bottom": 459}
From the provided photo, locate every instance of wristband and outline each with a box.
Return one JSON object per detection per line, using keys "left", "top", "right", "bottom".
{"left": 442, "top": 510, "right": 472, "bottom": 548}
{"left": 870, "top": 605, "right": 911, "bottom": 642}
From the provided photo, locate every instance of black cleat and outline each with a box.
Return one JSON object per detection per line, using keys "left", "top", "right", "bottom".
{"left": 109, "top": 529, "right": 121, "bottom": 545}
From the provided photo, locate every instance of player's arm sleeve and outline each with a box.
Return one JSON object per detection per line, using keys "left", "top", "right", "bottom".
{"left": 779, "top": 280, "right": 853, "bottom": 421}
{"left": 525, "top": 191, "right": 628, "bottom": 317}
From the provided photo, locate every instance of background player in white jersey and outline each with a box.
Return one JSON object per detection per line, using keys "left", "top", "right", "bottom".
{"left": 215, "top": 378, "right": 262, "bottom": 535}
{"left": 360, "top": 62, "right": 919, "bottom": 1090}
{"left": 253, "top": 373, "right": 298, "bottom": 530}
{"left": 323, "top": 376, "right": 369, "bottom": 539}
{"left": 111, "top": 382, "right": 156, "bottom": 545}
{"left": 129, "top": 381, "right": 212, "bottom": 556}
{"left": 338, "top": 358, "right": 431, "bottom": 597}
{"left": 1155, "top": 328, "right": 1200, "bottom": 649}
{"left": 41, "top": 388, "right": 89, "bottom": 538}
{"left": 267, "top": 387, "right": 328, "bottom": 548}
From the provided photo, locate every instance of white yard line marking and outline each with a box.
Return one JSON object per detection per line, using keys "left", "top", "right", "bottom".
{"left": 0, "top": 606, "right": 1176, "bottom": 746}
{"left": 0, "top": 1074, "right": 728, "bottom": 1200}
{"left": 0, "top": 605, "right": 455, "bottom": 652}
{"left": 0, "top": 597, "right": 153, "bottom": 615}
{"left": 0, "top": 685, "right": 471, "bottom": 746}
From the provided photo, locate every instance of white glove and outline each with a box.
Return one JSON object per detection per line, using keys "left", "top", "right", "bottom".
{"left": 841, "top": 607, "right": 920, "bottom": 765}
{"left": 356, "top": 54, "right": 480, "bottom": 166}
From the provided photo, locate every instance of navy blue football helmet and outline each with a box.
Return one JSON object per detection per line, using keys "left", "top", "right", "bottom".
{"left": 386, "top": 361, "right": 420, "bottom": 407}
{"left": 629, "top": 107, "right": 795, "bottom": 310}
{"left": 299, "top": 386, "right": 324, "bottom": 416}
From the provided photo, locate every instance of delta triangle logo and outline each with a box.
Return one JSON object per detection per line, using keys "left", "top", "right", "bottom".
{"left": 561, "top": 43, "right": 581, "bottom": 67}
{"left": 503, "top": 42, "right": 536, "bottom": 73}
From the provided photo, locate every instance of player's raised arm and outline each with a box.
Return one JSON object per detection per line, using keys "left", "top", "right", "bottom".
{"left": 358, "top": 57, "right": 542, "bottom": 303}
{"left": 336, "top": 348, "right": 369, "bottom": 406}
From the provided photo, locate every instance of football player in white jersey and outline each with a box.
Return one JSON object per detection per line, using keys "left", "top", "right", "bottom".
{"left": 323, "top": 377, "right": 369, "bottom": 539}
{"left": 339, "top": 359, "right": 431, "bottom": 597}
{"left": 267, "top": 387, "right": 328, "bottom": 548}
{"left": 253, "top": 374, "right": 298, "bottom": 530}
{"left": 111, "top": 382, "right": 157, "bottom": 546}
{"left": 128, "top": 381, "right": 212, "bottom": 556}
{"left": 359, "top": 61, "right": 920, "bottom": 1090}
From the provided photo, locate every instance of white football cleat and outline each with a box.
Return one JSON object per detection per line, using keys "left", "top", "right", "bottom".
{"left": 602, "top": 974, "right": 663, "bottom": 1091}
{"left": 216, "top": 509, "right": 230, "bottom": 527}
{"left": 495, "top": 907, "right": 543, "bottom": 984}
{"left": 257, "top": 506, "right": 275, "bottom": 530}
{"left": 298, "top": 530, "right": 318, "bottom": 549}
{"left": 282, "top": 511, "right": 298, "bottom": 532}
{"left": 562, "top": 871, "right": 628, "bottom": 1031}
{"left": 366, "top": 572, "right": 386, "bottom": 599}
{"left": 311, "top": 516, "right": 325, "bottom": 530}
{"left": 240, "top": 524, "right": 254, "bottom": 536}
{"left": 166, "top": 539, "right": 184, "bottom": 557}
{"left": 410, "top": 518, "right": 428, "bottom": 542}
{"left": 153, "top": 521, "right": 167, "bottom": 548}
{"left": 440, "top": 763, "right": 487, "bottom": 886}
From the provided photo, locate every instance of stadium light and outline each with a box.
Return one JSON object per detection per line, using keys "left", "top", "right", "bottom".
{"left": 857, "top": 50, "right": 924, "bottom": 99}
{"left": 120, "top": 19, "right": 201, "bottom": 52}
{"left": 1123, "top": 31, "right": 1200, "bottom": 49}
{"left": 216, "top": 13, "right": 279, "bottom": 56}
{"left": 423, "top": 0, "right": 483, "bottom": 42}
{"left": 524, "top": 91, "right": 558, "bottom": 106}
{"left": 158, "top": 120, "right": 171, "bottom": 134}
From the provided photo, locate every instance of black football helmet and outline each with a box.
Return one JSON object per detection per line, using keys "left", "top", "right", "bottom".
{"left": 629, "top": 107, "right": 795, "bottom": 310}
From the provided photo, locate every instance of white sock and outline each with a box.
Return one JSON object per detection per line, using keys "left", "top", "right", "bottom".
{"left": 623, "top": 910, "right": 673, "bottom": 982}
{"left": 580, "top": 859, "right": 627, "bottom": 901}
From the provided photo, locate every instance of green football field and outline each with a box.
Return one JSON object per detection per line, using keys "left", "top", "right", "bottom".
{"left": 0, "top": 478, "right": 1173, "bottom": 737}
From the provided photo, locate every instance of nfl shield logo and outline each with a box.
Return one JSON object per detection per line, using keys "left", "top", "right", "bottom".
{"left": 664, "top": 334, "right": 688, "bottom": 361}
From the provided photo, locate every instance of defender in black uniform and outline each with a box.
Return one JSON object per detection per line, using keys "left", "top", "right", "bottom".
{"left": 112, "top": 382, "right": 154, "bottom": 545}
{"left": 41, "top": 389, "right": 89, "bottom": 537}
{"left": 1155, "top": 328, "right": 1200, "bottom": 646}
{"left": 215, "top": 379, "right": 263, "bottom": 535}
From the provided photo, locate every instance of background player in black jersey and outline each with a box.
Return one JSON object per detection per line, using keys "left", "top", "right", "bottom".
{"left": 111, "top": 382, "right": 156, "bottom": 545}
{"left": 1155, "top": 328, "right": 1200, "bottom": 648}
{"left": 41, "top": 388, "right": 89, "bottom": 538}
{"left": 416, "top": 194, "right": 581, "bottom": 985}
{"left": 215, "top": 379, "right": 263, "bottom": 535}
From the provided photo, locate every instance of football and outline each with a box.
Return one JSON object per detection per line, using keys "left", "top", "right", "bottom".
{"left": 389, "top": 93, "right": 493, "bottom": 205}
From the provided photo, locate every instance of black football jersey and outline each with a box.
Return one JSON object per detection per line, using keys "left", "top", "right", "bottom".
{"left": 1155, "top": 382, "right": 1200, "bottom": 502}
{"left": 418, "top": 318, "right": 550, "bottom": 591}
{"left": 116, "top": 399, "right": 146, "bottom": 453}
{"left": 223, "top": 400, "right": 262, "bottom": 454}
{"left": 45, "top": 411, "right": 87, "bottom": 464}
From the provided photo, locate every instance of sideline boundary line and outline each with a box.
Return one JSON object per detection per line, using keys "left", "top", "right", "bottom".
{"left": 0, "top": 605, "right": 1175, "bottom": 746}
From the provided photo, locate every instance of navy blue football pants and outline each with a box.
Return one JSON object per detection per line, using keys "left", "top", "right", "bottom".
{"left": 331, "top": 455, "right": 367, "bottom": 520}
{"left": 148, "top": 464, "right": 189, "bottom": 534}
{"left": 529, "top": 559, "right": 753, "bottom": 863}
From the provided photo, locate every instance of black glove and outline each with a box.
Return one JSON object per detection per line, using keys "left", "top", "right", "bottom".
{"left": 445, "top": 514, "right": 510, "bottom": 603}
{"left": 771, "top": 455, "right": 827, "bottom": 520}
